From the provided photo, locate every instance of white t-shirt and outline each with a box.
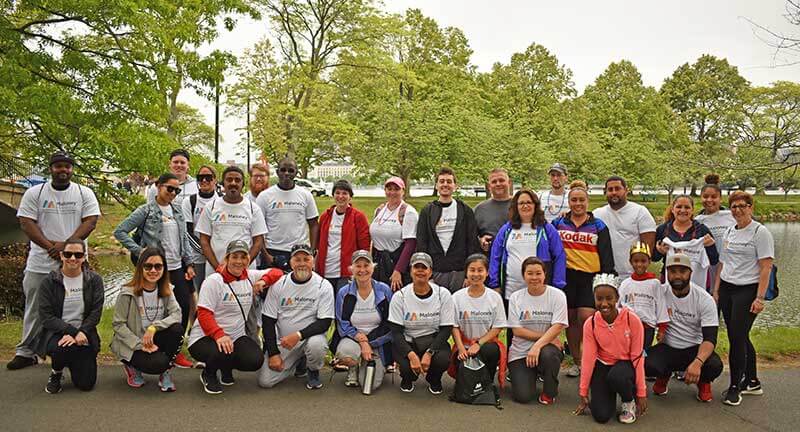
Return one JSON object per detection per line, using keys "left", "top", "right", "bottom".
{"left": 324, "top": 211, "right": 345, "bottom": 278}
{"left": 388, "top": 283, "right": 455, "bottom": 341}
{"left": 16, "top": 183, "right": 101, "bottom": 273}
{"left": 695, "top": 210, "right": 736, "bottom": 255}
{"left": 350, "top": 290, "right": 382, "bottom": 335}
{"left": 61, "top": 273, "right": 84, "bottom": 328}
{"left": 370, "top": 202, "right": 419, "bottom": 252}
{"left": 662, "top": 282, "right": 719, "bottom": 350}
{"left": 146, "top": 177, "right": 198, "bottom": 206}
{"left": 617, "top": 277, "right": 670, "bottom": 328}
{"left": 593, "top": 202, "right": 656, "bottom": 279}
{"left": 435, "top": 203, "right": 458, "bottom": 253}
{"left": 452, "top": 288, "right": 507, "bottom": 341}
{"left": 663, "top": 238, "right": 710, "bottom": 288}
{"left": 158, "top": 204, "right": 182, "bottom": 271}
{"left": 507, "top": 285, "right": 568, "bottom": 362}
{"left": 138, "top": 289, "right": 164, "bottom": 331}
{"left": 195, "top": 197, "right": 267, "bottom": 271}
{"left": 504, "top": 225, "right": 538, "bottom": 299}
{"left": 539, "top": 190, "right": 570, "bottom": 223}
{"left": 181, "top": 194, "right": 217, "bottom": 264}
{"left": 720, "top": 222, "right": 775, "bottom": 285}
{"left": 257, "top": 185, "right": 319, "bottom": 252}
{"left": 262, "top": 272, "right": 335, "bottom": 338}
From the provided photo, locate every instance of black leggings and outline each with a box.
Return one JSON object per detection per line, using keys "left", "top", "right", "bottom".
{"left": 127, "top": 323, "right": 184, "bottom": 375}
{"left": 719, "top": 280, "right": 758, "bottom": 387}
{"left": 188, "top": 336, "right": 264, "bottom": 375}
{"left": 454, "top": 342, "right": 501, "bottom": 382}
{"left": 643, "top": 325, "right": 655, "bottom": 352}
{"left": 508, "top": 344, "right": 564, "bottom": 403}
{"left": 46, "top": 335, "right": 97, "bottom": 391}
{"left": 169, "top": 268, "right": 193, "bottom": 333}
{"left": 589, "top": 361, "right": 635, "bottom": 424}
{"left": 644, "top": 343, "right": 723, "bottom": 383}
{"left": 392, "top": 334, "right": 450, "bottom": 384}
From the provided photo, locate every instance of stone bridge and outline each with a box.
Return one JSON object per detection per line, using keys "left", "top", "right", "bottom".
{"left": 0, "top": 180, "right": 27, "bottom": 211}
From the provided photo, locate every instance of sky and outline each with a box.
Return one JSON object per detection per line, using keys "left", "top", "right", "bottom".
{"left": 181, "top": 0, "right": 800, "bottom": 164}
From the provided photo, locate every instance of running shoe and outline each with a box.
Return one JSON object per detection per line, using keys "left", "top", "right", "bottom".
{"left": 538, "top": 393, "right": 555, "bottom": 405}
{"left": 722, "top": 386, "right": 742, "bottom": 406}
{"left": 385, "top": 363, "right": 396, "bottom": 374}
{"left": 45, "top": 370, "right": 63, "bottom": 394}
{"left": 220, "top": 369, "right": 235, "bottom": 386}
{"left": 740, "top": 379, "right": 763, "bottom": 396}
{"left": 427, "top": 379, "right": 443, "bottom": 395}
{"left": 174, "top": 353, "right": 193, "bottom": 369}
{"left": 674, "top": 371, "right": 685, "bottom": 381}
{"left": 158, "top": 369, "right": 176, "bottom": 392}
{"left": 123, "top": 363, "right": 145, "bottom": 388}
{"left": 653, "top": 377, "right": 669, "bottom": 396}
{"left": 618, "top": 401, "right": 637, "bottom": 424}
{"left": 200, "top": 370, "right": 222, "bottom": 395}
{"left": 565, "top": 364, "right": 581, "bottom": 378}
{"left": 306, "top": 369, "right": 323, "bottom": 390}
{"left": 7, "top": 355, "right": 38, "bottom": 370}
{"left": 344, "top": 368, "right": 360, "bottom": 387}
{"left": 400, "top": 377, "right": 415, "bottom": 393}
{"left": 697, "top": 382, "right": 713, "bottom": 402}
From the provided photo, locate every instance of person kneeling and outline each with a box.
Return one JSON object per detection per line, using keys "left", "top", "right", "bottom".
{"left": 111, "top": 247, "right": 184, "bottom": 392}
{"left": 574, "top": 274, "right": 648, "bottom": 424}
{"left": 36, "top": 239, "right": 104, "bottom": 394}
{"left": 259, "top": 244, "right": 335, "bottom": 390}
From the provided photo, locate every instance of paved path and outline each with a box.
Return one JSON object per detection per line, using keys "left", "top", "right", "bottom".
{"left": 1, "top": 364, "right": 798, "bottom": 431}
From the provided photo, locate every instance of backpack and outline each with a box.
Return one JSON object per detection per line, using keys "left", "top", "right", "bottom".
{"left": 449, "top": 356, "right": 501, "bottom": 407}
{"left": 374, "top": 202, "right": 407, "bottom": 225}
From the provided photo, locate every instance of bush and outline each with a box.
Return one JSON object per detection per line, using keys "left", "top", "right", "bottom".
{"left": 125, "top": 192, "right": 146, "bottom": 210}
{"left": 0, "top": 243, "right": 27, "bottom": 318}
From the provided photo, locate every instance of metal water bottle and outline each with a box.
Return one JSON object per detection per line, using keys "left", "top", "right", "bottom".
{"left": 362, "top": 360, "right": 376, "bottom": 395}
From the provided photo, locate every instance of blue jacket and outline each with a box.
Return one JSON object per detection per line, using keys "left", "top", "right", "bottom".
{"left": 114, "top": 200, "right": 192, "bottom": 267}
{"left": 333, "top": 279, "right": 393, "bottom": 365}
{"left": 487, "top": 221, "right": 566, "bottom": 293}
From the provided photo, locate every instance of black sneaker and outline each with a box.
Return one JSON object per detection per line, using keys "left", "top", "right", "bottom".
{"left": 45, "top": 371, "right": 63, "bottom": 394}
{"left": 400, "top": 377, "right": 415, "bottom": 393}
{"left": 294, "top": 356, "right": 308, "bottom": 378}
{"left": 220, "top": 369, "right": 235, "bottom": 386}
{"left": 7, "top": 355, "right": 37, "bottom": 370}
{"left": 722, "top": 386, "right": 742, "bottom": 406}
{"left": 427, "top": 379, "right": 443, "bottom": 395}
{"left": 200, "top": 371, "right": 223, "bottom": 395}
{"left": 740, "top": 379, "right": 763, "bottom": 396}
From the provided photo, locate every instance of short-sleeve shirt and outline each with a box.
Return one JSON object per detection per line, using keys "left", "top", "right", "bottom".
{"left": 349, "top": 290, "right": 382, "bottom": 335}
{"left": 473, "top": 199, "right": 511, "bottom": 237}
{"left": 504, "top": 225, "right": 538, "bottom": 299}
{"left": 16, "top": 183, "right": 101, "bottom": 274}
{"left": 720, "top": 221, "right": 775, "bottom": 285}
{"left": 138, "top": 289, "right": 165, "bottom": 331}
{"left": 539, "top": 190, "right": 570, "bottom": 223}
{"left": 593, "top": 202, "right": 656, "bottom": 279}
{"left": 195, "top": 196, "right": 267, "bottom": 266}
{"left": 257, "top": 185, "right": 319, "bottom": 252}
{"left": 158, "top": 204, "right": 182, "bottom": 271}
{"left": 662, "top": 282, "right": 719, "bottom": 350}
{"left": 181, "top": 194, "right": 217, "bottom": 264}
{"left": 695, "top": 210, "right": 736, "bottom": 256}
{"left": 435, "top": 202, "right": 458, "bottom": 253}
{"left": 507, "top": 285, "right": 568, "bottom": 362}
{"left": 369, "top": 202, "right": 419, "bottom": 252}
{"left": 388, "top": 283, "right": 455, "bottom": 341}
{"left": 262, "top": 272, "right": 335, "bottom": 338}
{"left": 452, "top": 288, "right": 507, "bottom": 341}
{"left": 61, "top": 273, "right": 84, "bottom": 328}
{"left": 617, "top": 277, "right": 670, "bottom": 328}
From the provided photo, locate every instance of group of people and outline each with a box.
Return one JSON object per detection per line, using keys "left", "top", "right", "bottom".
{"left": 9, "top": 150, "right": 775, "bottom": 425}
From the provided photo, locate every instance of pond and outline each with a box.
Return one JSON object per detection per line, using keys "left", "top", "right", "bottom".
{"left": 92, "top": 222, "right": 799, "bottom": 328}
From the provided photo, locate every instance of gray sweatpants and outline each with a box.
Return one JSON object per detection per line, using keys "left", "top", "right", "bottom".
{"left": 16, "top": 271, "right": 49, "bottom": 358}
{"left": 336, "top": 338, "right": 385, "bottom": 390}
{"left": 258, "top": 334, "right": 328, "bottom": 388}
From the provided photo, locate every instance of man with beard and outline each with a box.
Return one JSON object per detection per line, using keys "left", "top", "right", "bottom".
{"left": 146, "top": 149, "right": 198, "bottom": 205}
{"left": 10, "top": 151, "right": 101, "bottom": 370}
{"left": 593, "top": 176, "right": 656, "bottom": 279}
{"left": 474, "top": 168, "right": 512, "bottom": 255}
{"left": 539, "top": 163, "right": 570, "bottom": 223}
{"left": 645, "top": 253, "right": 723, "bottom": 402}
{"left": 258, "top": 244, "right": 334, "bottom": 390}
{"left": 256, "top": 158, "right": 319, "bottom": 272}
{"left": 197, "top": 166, "right": 267, "bottom": 277}
{"left": 244, "top": 163, "right": 270, "bottom": 202}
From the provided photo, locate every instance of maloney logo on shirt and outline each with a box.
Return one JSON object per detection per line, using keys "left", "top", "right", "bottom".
{"left": 280, "top": 296, "right": 316, "bottom": 306}
{"left": 223, "top": 291, "right": 251, "bottom": 301}
{"left": 270, "top": 200, "right": 304, "bottom": 209}
{"left": 436, "top": 217, "right": 457, "bottom": 227}
{"left": 459, "top": 310, "right": 493, "bottom": 320}
{"left": 405, "top": 311, "right": 439, "bottom": 321}
{"left": 519, "top": 310, "right": 552, "bottom": 320}
{"left": 42, "top": 200, "right": 78, "bottom": 209}
{"left": 667, "top": 307, "right": 695, "bottom": 320}
{"left": 511, "top": 231, "right": 537, "bottom": 241}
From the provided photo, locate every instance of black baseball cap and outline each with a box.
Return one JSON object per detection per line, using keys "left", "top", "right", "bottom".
{"left": 49, "top": 151, "right": 74, "bottom": 166}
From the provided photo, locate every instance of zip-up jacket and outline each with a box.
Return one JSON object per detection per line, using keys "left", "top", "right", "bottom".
{"left": 114, "top": 200, "right": 192, "bottom": 267}
{"left": 487, "top": 221, "right": 566, "bottom": 292}
{"left": 552, "top": 212, "right": 615, "bottom": 274}
{"left": 333, "top": 279, "right": 393, "bottom": 365}
{"left": 416, "top": 199, "right": 480, "bottom": 272}
{"left": 316, "top": 205, "right": 371, "bottom": 278}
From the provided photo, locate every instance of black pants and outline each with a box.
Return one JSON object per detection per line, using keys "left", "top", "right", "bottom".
{"left": 503, "top": 299, "right": 514, "bottom": 350}
{"left": 719, "top": 280, "right": 759, "bottom": 388}
{"left": 372, "top": 248, "right": 410, "bottom": 287}
{"left": 644, "top": 343, "right": 723, "bottom": 383}
{"left": 169, "top": 267, "right": 192, "bottom": 333}
{"left": 454, "top": 342, "right": 501, "bottom": 382}
{"left": 508, "top": 344, "right": 564, "bottom": 403}
{"left": 127, "top": 323, "right": 184, "bottom": 375}
{"left": 189, "top": 336, "right": 264, "bottom": 375}
{"left": 643, "top": 325, "right": 655, "bottom": 352}
{"left": 46, "top": 335, "right": 97, "bottom": 391}
{"left": 325, "top": 277, "right": 350, "bottom": 300}
{"left": 393, "top": 334, "right": 450, "bottom": 384}
{"left": 267, "top": 248, "right": 292, "bottom": 272}
{"left": 589, "top": 361, "right": 635, "bottom": 424}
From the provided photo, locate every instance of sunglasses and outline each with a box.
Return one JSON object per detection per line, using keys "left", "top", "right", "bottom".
{"left": 143, "top": 263, "right": 164, "bottom": 272}
{"left": 197, "top": 174, "right": 215, "bottom": 182}
{"left": 164, "top": 186, "right": 182, "bottom": 194}
{"left": 62, "top": 251, "right": 85, "bottom": 259}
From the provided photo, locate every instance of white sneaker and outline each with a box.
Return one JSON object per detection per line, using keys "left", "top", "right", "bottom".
{"left": 565, "top": 364, "right": 581, "bottom": 378}
{"left": 344, "top": 368, "right": 359, "bottom": 387}
{"left": 618, "top": 401, "right": 637, "bottom": 424}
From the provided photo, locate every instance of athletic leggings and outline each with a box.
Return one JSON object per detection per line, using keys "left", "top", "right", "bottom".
{"left": 169, "top": 268, "right": 192, "bottom": 333}
{"left": 188, "top": 336, "right": 264, "bottom": 375}
{"left": 719, "top": 280, "right": 758, "bottom": 388}
{"left": 46, "top": 335, "right": 97, "bottom": 391}
{"left": 126, "top": 323, "right": 184, "bottom": 375}
{"left": 644, "top": 343, "right": 723, "bottom": 383}
{"left": 508, "top": 344, "right": 564, "bottom": 403}
{"left": 588, "top": 360, "right": 635, "bottom": 424}
{"left": 643, "top": 325, "right": 655, "bottom": 352}
{"left": 392, "top": 334, "right": 450, "bottom": 385}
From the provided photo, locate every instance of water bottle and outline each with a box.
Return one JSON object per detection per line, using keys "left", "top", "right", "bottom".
{"left": 362, "top": 360, "right": 376, "bottom": 395}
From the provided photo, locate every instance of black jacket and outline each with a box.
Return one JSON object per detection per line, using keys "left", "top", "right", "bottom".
{"left": 416, "top": 199, "right": 481, "bottom": 272}
{"left": 35, "top": 269, "right": 105, "bottom": 355}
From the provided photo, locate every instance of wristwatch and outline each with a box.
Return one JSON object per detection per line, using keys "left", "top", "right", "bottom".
{"left": 425, "top": 348, "right": 435, "bottom": 355}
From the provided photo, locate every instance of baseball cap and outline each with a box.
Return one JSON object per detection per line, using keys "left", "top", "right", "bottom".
{"left": 49, "top": 151, "right": 74, "bottom": 166}
{"left": 351, "top": 250, "right": 373, "bottom": 264}
{"left": 225, "top": 240, "right": 249, "bottom": 256}
{"left": 666, "top": 253, "right": 692, "bottom": 270}
{"left": 290, "top": 243, "right": 314, "bottom": 257}
{"left": 384, "top": 176, "right": 405, "bottom": 189}
{"left": 409, "top": 252, "right": 433, "bottom": 269}
{"left": 548, "top": 163, "right": 567, "bottom": 175}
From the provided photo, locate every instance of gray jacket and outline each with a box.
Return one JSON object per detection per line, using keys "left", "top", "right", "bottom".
{"left": 110, "top": 286, "right": 182, "bottom": 361}
{"left": 113, "top": 200, "right": 192, "bottom": 267}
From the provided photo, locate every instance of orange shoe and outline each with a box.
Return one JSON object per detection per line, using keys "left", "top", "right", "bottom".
{"left": 697, "top": 382, "right": 713, "bottom": 402}
{"left": 174, "top": 353, "right": 194, "bottom": 369}
{"left": 653, "top": 377, "right": 669, "bottom": 396}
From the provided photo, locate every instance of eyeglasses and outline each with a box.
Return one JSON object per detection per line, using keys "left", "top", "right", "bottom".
{"left": 251, "top": 174, "right": 267, "bottom": 179}
{"left": 62, "top": 251, "right": 85, "bottom": 259}
{"left": 164, "top": 186, "right": 182, "bottom": 194}
{"left": 197, "top": 174, "right": 215, "bottom": 182}
{"left": 143, "top": 263, "right": 164, "bottom": 271}
{"left": 731, "top": 204, "right": 752, "bottom": 210}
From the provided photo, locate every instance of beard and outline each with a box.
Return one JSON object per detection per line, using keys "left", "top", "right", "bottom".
{"left": 669, "top": 278, "right": 690, "bottom": 291}
{"left": 293, "top": 267, "right": 312, "bottom": 281}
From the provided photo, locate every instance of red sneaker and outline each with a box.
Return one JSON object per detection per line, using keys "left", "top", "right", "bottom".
{"left": 174, "top": 353, "right": 194, "bottom": 369}
{"left": 653, "top": 377, "right": 669, "bottom": 396}
{"left": 697, "top": 382, "right": 713, "bottom": 402}
{"left": 538, "top": 393, "right": 555, "bottom": 405}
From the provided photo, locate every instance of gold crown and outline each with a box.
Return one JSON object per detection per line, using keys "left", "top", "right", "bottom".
{"left": 629, "top": 241, "right": 651, "bottom": 258}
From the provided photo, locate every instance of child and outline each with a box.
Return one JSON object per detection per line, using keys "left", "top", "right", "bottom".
{"left": 617, "top": 242, "right": 669, "bottom": 351}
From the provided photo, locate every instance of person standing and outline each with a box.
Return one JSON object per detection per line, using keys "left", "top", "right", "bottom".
{"left": 416, "top": 167, "right": 481, "bottom": 292}
{"left": 182, "top": 165, "right": 221, "bottom": 291}
{"left": 11, "top": 151, "right": 100, "bottom": 370}
{"left": 695, "top": 174, "right": 736, "bottom": 290}
{"left": 593, "top": 176, "right": 656, "bottom": 280}
{"left": 474, "top": 168, "right": 513, "bottom": 254}
{"left": 146, "top": 149, "right": 198, "bottom": 205}
{"left": 369, "top": 176, "right": 419, "bottom": 291}
{"left": 539, "top": 163, "right": 570, "bottom": 223}
{"left": 244, "top": 163, "right": 270, "bottom": 202}
{"left": 256, "top": 158, "right": 320, "bottom": 271}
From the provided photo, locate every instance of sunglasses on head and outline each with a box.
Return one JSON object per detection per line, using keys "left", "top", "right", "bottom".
{"left": 197, "top": 174, "right": 215, "bottom": 182}
{"left": 164, "top": 185, "right": 182, "bottom": 194}
{"left": 143, "top": 263, "right": 164, "bottom": 271}
{"left": 62, "top": 251, "right": 85, "bottom": 259}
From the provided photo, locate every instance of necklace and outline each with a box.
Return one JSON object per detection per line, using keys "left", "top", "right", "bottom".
{"left": 544, "top": 190, "right": 567, "bottom": 217}
{"left": 142, "top": 290, "right": 160, "bottom": 322}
